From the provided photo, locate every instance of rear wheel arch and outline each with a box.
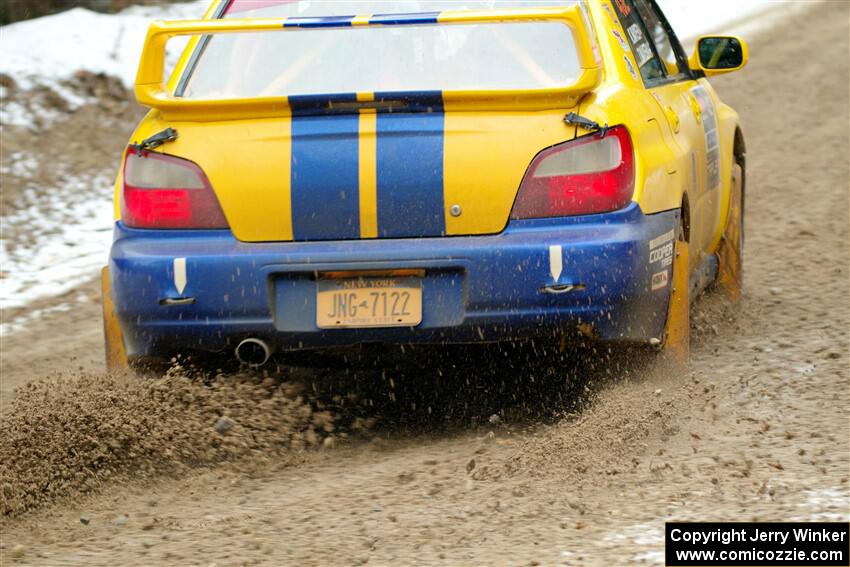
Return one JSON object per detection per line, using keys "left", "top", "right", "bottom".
{"left": 733, "top": 127, "right": 746, "bottom": 160}
{"left": 733, "top": 127, "right": 747, "bottom": 215}
{"left": 680, "top": 191, "right": 691, "bottom": 243}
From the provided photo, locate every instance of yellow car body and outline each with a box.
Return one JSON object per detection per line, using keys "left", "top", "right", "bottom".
{"left": 104, "top": 0, "right": 747, "bottom": 368}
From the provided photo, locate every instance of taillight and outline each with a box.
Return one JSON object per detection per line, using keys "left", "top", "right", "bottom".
{"left": 121, "top": 149, "right": 228, "bottom": 229}
{"left": 510, "top": 125, "right": 634, "bottom": 219}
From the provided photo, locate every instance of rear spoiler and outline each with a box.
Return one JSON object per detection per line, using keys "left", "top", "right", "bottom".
{"left": 136, "top": 6, "right": 602, "bottom": 120}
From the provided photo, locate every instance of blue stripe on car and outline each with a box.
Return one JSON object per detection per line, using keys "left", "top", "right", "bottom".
{"left": 290, "top": 95, "right": 360, "bottom": 240}
{"left": 375, "top": 91, "right": 445, "bottom": 238}
{"left": 368, "top": 12, "right": 440, "bottom": 25}
{"left": 282, "top": 15, "right": 355, "bottom": 28}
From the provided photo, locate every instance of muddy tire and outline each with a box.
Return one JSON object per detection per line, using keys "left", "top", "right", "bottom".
{"left": 658, "top": 218, "right": 690, "bottom": 369}
{"left": 716, "top": 161, "right": 745, "bottom": 303}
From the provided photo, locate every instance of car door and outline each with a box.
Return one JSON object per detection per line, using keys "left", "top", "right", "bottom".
{"left": 614, "top": 0, "right": 719, "bottom": 263}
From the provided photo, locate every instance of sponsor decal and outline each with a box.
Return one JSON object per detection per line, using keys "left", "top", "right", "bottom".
{"left": 602, "top": 2, "right": 615, "bottom": 20}
{"left": 649, "top": 229, "right": 675, "bottom": 250}
{"left": 690, "top": 86, "right": 721, "bottom": 193}
{"left": 577, "top": 3, "right": 602, "bottom": 65}
{"left": 173, "top": 257, "right": 187, "bottom": 294}
{"left": 650, "top": 242, "right": 674, "bottom": 266}
{"left": 613, "top": 0, "right": 631, "bottom": 16}
{"left": 549, "top": 245, "right": 563, "bottom": 282}
{"left": 649, "top": 229, "right": 675, "bottom": 267}
{"left": 626, "top": 23, "right": 643, "bottom": 44}
{"left": 635, "top": 41, "right": 654, "bottom": 67}
{"left": 624, "top": 55, "right": 639, "bottom": 80}
{"left": 651, "top": 270, "right": 669, "bottom": 291}
{"left": 611, "top": 29, "right": 630, "bottom": 51}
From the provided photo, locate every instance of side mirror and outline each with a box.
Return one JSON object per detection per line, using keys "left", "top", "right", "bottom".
{"left": 689, "top": 36, "right": 748, "bottom": 76}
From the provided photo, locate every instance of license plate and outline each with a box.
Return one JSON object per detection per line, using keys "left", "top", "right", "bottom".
{"left": 316, "top": 277, "right": 422, "bottom": 328}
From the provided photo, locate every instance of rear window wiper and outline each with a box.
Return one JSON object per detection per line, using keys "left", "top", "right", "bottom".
{"left": 564, "top": 112, "right": 609, "bottom": 138}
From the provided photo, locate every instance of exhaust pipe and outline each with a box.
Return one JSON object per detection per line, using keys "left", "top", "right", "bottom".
{"left": 235, "top": 338, "right": 271, "bottom": 367}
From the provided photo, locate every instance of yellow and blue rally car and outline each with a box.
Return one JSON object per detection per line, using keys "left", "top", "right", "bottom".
{"left": 103, "top": 0, "right": 747, "bottom": 369}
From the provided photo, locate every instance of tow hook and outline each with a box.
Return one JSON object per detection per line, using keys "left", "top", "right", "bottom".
{"left": 159, "top": 297, "right": 196, "bottom": 306}
{"left": 541, "top": 283, "right": 585, "bottom": 294}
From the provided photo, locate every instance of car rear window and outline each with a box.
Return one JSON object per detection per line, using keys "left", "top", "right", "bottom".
{"left": 179, "top": 0, "right": 583, "bottom": 98}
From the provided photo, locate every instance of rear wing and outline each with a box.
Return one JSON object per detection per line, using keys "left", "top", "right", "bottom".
{"left": 136, "top": 6, "right": 602, "bottom": 120}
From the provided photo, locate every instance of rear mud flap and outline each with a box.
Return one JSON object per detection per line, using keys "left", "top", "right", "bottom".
{"left": 101, "top": 266, "right": 128, "bottom": 371}
{"left": 664, "top": 239, "right": 689, "bottom": 369}
{"left": 716, "top": 163, "right": 743, "bottom": 304}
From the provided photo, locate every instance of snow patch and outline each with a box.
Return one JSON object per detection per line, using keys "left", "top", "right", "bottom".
{"left": 0, "top": 172, "right": 114, "bottom": 311}
{"left": 603, "top": 522, "right": 666, "bottom": 565}
{"left": 0, "top": 100, "right": 31, "bottom": 129}
{"left": 0, "top": 152, "right": 38, "bottom": 178}
{"left": 0, "top": 301, "right": 73, "bottom": 337}
{"left": 0, "top": 2, "right": 207, "bottom": 90}
{"left": 0, "top": 1, "right": 206, "bottom": 130}
{"left": 794, "top": 488, "right": 850, "bottom": 522}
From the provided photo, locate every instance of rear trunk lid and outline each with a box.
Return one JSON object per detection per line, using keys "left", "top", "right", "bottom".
{"left": 131, "top": 6, "right": 600, "bottom": 241}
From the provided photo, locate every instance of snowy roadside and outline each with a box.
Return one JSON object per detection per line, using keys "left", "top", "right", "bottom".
{"left": 0, "top": 0, "right": 791, "bottom": 330}
{"left": 0, "top": 1, "right": 209, "bottom": 321}
{"left": 0, "top": 172, "right": 113, "bottom": 310}
{"left": 0, "top": 1, "right": 207, "bottom": 128}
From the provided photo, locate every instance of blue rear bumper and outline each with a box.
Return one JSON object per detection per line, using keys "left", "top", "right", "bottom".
{"left": 109, "top": 204, "right": 679, "bottom": 358}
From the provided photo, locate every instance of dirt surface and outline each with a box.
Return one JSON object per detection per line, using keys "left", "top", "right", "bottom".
{"left": 0, "top": 278, "right": 104, "bottom": 407}
{"left": 0, "top": 3, "right": 848, "bottom": 565}
{"left": 0, "top": 71, "right": 144, "bottom": 403}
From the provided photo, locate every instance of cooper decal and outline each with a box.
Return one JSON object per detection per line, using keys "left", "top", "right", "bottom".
{"left": 650, "top": 242, "right": 674, "bottom": 266}
{"left": 649, "top": 230, "right": 675, "bottom": 267}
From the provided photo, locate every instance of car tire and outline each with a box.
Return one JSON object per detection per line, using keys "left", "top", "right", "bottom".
{"left": 715, "top": 160, "right": 745, "bottom": 303}
{"left": 658, "top": 214, "right": 690, "bottom": 369}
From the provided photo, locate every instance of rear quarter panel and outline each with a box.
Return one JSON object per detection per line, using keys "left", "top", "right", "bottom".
{"left": 113, "top": 0, "right": 225, "bottom": 221}
{"left": 583, "top": 0, "right": 743, "bottom": 261}
{"left": 580, "top": 0, "right": 690, "bottom": 216}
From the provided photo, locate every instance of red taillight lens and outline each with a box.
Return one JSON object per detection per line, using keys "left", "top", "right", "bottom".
{"left": 121, "top": 149, "right": 228, "bottom": 229}
{"left": 510, "top": 125, "right": 635, "bottom": 219}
